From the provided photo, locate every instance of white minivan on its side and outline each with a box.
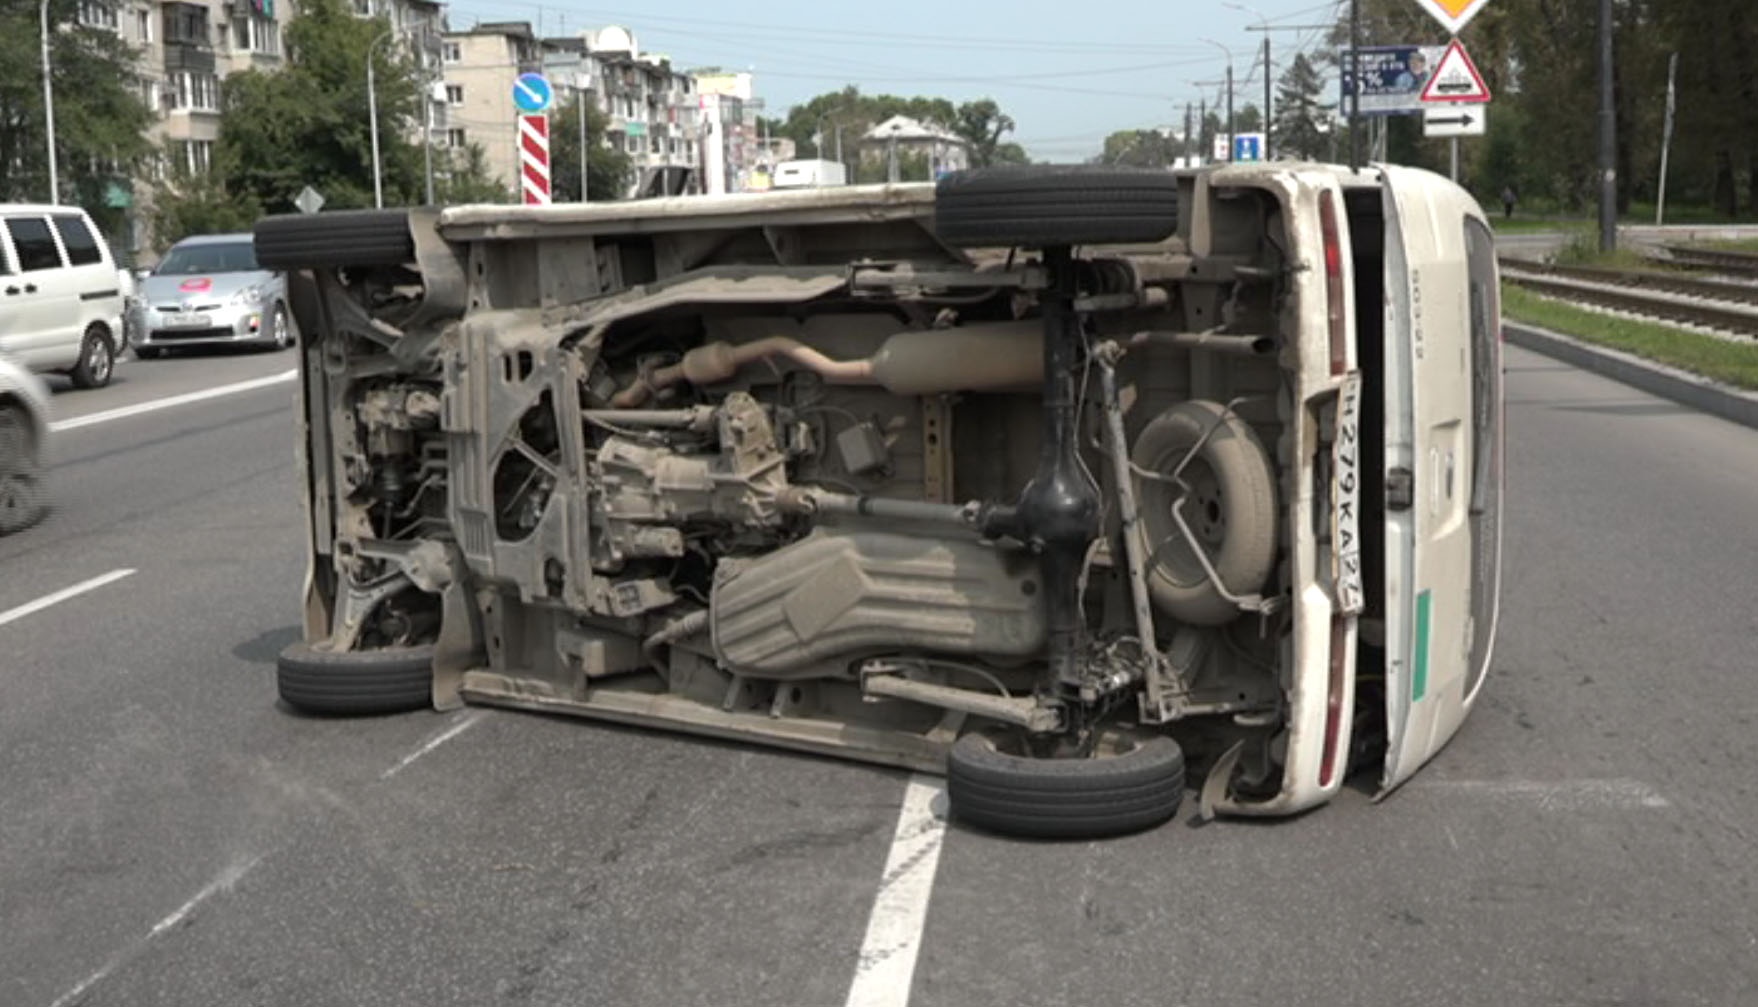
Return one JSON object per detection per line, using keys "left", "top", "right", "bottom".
{"left": 0, "top": 205, "right": 128, "bottom": 389}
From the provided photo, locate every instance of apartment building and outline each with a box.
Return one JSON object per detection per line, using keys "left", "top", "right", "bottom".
{"left": 82, "top": 0, "right": 442, "bottom": 256}
{"left": 441, "top": 22, "right": 701, "bottom": 200}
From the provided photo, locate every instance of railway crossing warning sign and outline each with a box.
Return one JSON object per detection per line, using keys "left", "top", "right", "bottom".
{"left": 1420, "top": 39, "right": 1491, "bottom": 104}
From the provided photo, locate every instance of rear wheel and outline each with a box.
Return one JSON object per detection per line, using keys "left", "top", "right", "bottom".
{"left": 934, "top": 165, "right": 1180, "bottom": 249}
{"left": 253, "top": 210, "right": 416, "bottom": 272}
{"left": 276, "top": 641, "right": 434, "bottom": 715}
{"left": 0, "top": 406, "right": 47, "bottom": 535}
{"left": 946, "top": 726, "right": 1185, "bottom": 839}
{"left": 69, "top": 326, "right": 115, "bottom": 389}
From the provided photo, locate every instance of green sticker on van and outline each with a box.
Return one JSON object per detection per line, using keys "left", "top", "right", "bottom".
{"left": 1412, "top": 590, "right": 1433, "bottom": 701}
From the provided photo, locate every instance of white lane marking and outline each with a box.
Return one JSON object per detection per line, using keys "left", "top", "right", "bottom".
{"left": 844, "top": 774, "right": 949, "bottom": 1007}
{"left": 381, "top": 710, "right": 487, "bottom": 779}
{"left": 48, "top": 854, "right": 263, "bottom": 1007}
{"left": 0, "top": 569, "right": 135, "bottom": 629}
{"left": 49, "top": 369, "right": 296, "bottom": 432}
{"left": 1421, "top": 778, "right": 1670, "bottom": 810}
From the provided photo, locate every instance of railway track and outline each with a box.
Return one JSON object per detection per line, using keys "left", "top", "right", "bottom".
{"left": 1655, "top": 244, "right": 1758, "bottom": 278}
{"left": 1499, "top": 259, "right": 1758, "bottom": 339}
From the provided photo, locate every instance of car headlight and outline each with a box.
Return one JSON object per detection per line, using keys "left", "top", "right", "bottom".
{"left": 231, "top": 284, "right": 265, "bottom": 305}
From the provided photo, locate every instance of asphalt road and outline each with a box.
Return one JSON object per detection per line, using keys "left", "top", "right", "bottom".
{"left": 4, "top": 342, "right": 1757, "bottom": 1007}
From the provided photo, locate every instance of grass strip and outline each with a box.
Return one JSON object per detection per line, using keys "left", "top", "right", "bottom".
{"left": 1501, "top": 283, "right": 1758, "bottom": 391}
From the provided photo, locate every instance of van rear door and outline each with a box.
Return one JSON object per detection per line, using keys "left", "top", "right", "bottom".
{"left": 1376, "top": 165, "right": 1505, "bottom": 794}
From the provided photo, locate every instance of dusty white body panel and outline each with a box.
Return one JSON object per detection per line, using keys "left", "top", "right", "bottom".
{"left": 269, "top": 161, "right": 1502, "bottom": 825}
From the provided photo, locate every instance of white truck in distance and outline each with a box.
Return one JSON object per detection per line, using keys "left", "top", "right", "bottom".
{"left": 253, "top": 161, "right": 1504, "bottom": 838}
{"left": 771, "top": 159, "right": 849, "bottom": 188}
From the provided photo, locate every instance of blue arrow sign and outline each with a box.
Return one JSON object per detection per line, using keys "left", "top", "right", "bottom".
{"left": 513, "top": 72, "right": 553, "bottom": 114}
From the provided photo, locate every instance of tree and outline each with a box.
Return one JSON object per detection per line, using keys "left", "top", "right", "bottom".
{"left": 148, "top": 158, "right": 261, "bottom": 247}
{"left": 773, "top": 87, "right": 1023, "bottom": 172}
{"left": 0, "top": 0, "right": 153, "bottom": 206}
{"left": 1100, "top": 129, "right": 1178, "bottom": 167}
{"left": 214, "top": 0, "right": 424, "bottom": 215}
{"left": 435, "top": 143, "right": 512, "bottom": 205}
{"left": 1273, "top": 53, "right": 1331, "bottom": 161}
{"left": 950, "top": 98, "right": 1018, "bottom": 168}
{"left": 1234, "top": 104, "right": 1263, "bottom": 134}
{"left": 549, "top": 95, "right": 632, "bottom": 201}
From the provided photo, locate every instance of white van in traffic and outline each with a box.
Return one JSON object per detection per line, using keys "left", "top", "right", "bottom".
{"left": 0, "top": 205, "right": 127, "bottom": 389}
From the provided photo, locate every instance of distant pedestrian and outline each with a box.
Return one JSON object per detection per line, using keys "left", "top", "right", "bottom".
{"left": 1500, "top": 186, "right": 1516, "bottom": 219}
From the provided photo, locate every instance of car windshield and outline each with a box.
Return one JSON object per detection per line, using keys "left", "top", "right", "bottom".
{"left": 155, "top": 241, "right": 259, "bottom": 275}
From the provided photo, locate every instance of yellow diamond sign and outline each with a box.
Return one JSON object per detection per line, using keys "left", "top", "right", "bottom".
{"left": 1413, "top": 0, "right": 1492, "bottom": 34}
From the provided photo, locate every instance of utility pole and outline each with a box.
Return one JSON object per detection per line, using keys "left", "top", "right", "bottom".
{"left": 1226, "top": 4, "right": 1275, "bottom": 158}
{"left": 1349, "top": 0, "right": 1361, "bottom": 171}
{"left": 1202, "top": 39, "right": 1235, "bottom": 160}
{"left": 1183, "top": 102, "right": 1193, "bottom": 165}
{"left": 39, "top": 0, "right": 58, "bottom": 204}
{"left": 578, "top": 83, "right": 589, "bottom": 202}
{"left": 1226, "top": 61, "right": 1235, "bottom": 160}
{"left": 1262, "top": 36, "right": 1272, "bottom": 158}
{"left": 1656, "top": 51, "right": 1677, "bottom": 226}
{"left": 366, "top": 29, "right": 395, "bottom": 209}
{"left": 1597, "top": 0, "right": 1616, "bottom": 251}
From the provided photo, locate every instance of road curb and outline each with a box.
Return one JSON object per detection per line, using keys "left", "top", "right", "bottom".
{"left": 1504, "top": 321, "right": 1758, "bottom": 431}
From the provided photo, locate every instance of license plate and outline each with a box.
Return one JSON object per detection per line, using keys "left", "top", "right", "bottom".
{"left": 1332, "top": 372, "right": 1365, "bottom": 615}
{"left": 162, "top": 312, "right": 209, "bottom": 328}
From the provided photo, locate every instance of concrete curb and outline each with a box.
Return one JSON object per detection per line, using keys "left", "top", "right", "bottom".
{"left": 1504, "top": 321, "right": 1758, "bottom": 431}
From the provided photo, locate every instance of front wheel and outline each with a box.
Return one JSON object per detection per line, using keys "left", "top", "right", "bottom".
{"left": 266, "top": 302, "right": 293, "bottom": 351}
{"left": 276, "top": 641, "right": 435, "bottom": 715}
{"left": 69, "top": 326, "right": 115, "bottom": 389}
{"left": 0, "top": 406, "right": 47, "bottom": 535}
{"left": 946, "top": 726, "right": 1186, "bottom": 838}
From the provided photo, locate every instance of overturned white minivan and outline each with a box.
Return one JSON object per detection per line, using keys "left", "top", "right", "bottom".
{"left": 255, "top": 161, "right": 1503, "bottom": 837}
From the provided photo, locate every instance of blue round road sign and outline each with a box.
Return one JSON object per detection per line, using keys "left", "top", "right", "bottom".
{"left": 513, "top": 72, "right": 553, "bottom": 113}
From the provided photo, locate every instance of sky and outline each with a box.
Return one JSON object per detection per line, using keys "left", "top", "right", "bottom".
{"left": 439, "top": 0, "right": 1348, "bottom": 161}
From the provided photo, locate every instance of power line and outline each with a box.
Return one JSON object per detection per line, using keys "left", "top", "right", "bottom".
{"left": 447, "top": 1, "right": 1221, "bottom": 56}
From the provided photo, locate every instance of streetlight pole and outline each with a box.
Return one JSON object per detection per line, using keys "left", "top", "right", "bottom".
{"left": 1597, "top": 0, "right": 1617, "bottom": 252}
{"left": 1202, "top": 39, "right": 1235, "bottom": 161}
{"left": 420, "top": 30, "right": 436, "bottom": 205}
{"left": 39, "top": 0, "right": 58, "bottom": 204}
{"left": 366, "top": 28, "right": 395, "bottom": 210}
{"left": 1225, "top": 3, "right": 1273, "bottom": 159}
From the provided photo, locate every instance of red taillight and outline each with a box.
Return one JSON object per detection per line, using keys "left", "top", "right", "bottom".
{"left": 1318, "top": 614, "right": 1349, "bottom": 788}
{"left": 1319, "top": 190, "right": 1347, "bottom": 376}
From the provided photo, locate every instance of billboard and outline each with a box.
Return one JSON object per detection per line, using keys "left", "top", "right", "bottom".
{"left": 1339, "top": 45, "right": 1446, "bottom": 116}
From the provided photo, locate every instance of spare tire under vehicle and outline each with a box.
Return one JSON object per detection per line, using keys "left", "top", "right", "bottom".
{"left": 933, "top": 164, "right": 1180, "bottom": 249}
{"left": 253, "top": 209, "right": 416, "bottom": 272}
{"left": 1132, "top": 399, "right": 1279, "bottom": 626}
{"left": 947, "top": 727, "right": 1186, "bottom": 839}
{"left": 276, "top": 642, "right": 434, "bottom": 715}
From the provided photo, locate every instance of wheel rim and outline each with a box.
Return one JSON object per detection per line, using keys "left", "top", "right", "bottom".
{"left": 1156, "top": 456, "right": 1224, "bottom": 588}
{"left": 87, "top": 335, "right": 111, "bottom": 382}
{"left": 977, "top": 725, "right": 1147, "bottom": 762}
{"left": 273, "top": 307, "right": 290, "bottom": 347}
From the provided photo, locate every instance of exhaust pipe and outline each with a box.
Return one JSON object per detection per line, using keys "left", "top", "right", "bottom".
{"left": 610, "top": 321, "right": 1043, "bottom": 407}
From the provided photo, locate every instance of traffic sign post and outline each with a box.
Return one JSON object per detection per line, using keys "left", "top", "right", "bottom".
{"left": 1423, "top": 105, "right": 1486, "bottom": 137}
{"left": 513, "top": 73, "right": 553, "bottom": 206}
{"left": 520, "top": 114, "right": 551, "bottom": 206}
{"left": 294, "top": 185, "right": 325, "bottom": 215}
{"left": 513, "top": 72, "right": 553, "bottom": 114}
{"left": 1419, "top": 39, "right": 1491, "bottom": 104}
{"left": 1412, "top": 0, "right": 1492, "bottom": 34}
